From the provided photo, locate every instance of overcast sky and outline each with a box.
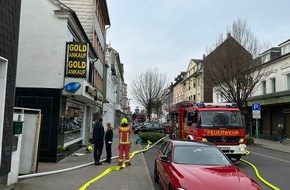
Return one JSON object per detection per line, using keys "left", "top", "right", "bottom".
{"left": 106, "top": 0, "right": 290, "bottom": 109}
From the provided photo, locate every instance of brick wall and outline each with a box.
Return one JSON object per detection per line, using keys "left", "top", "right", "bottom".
{"left": 0, "top": 0, "right": 21, "bottom": 186}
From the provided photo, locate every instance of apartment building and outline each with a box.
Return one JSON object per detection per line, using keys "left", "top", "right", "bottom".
{"left": 15, "top": 0, "right": 103, "bottom": 162}
{"left": 172, "top": 72, "right": 186, "bottom": 104}
{"left": 247, "top": 39, "right": 290, "bottom": 139}
{"left": 58, "top": 0, "right": 110, "bottom": 95}
{"left": 104, "top": 45, "right": 128, "bottom": 128}
{"left": 182, "top": 59, "right": 204, "bottom": 103}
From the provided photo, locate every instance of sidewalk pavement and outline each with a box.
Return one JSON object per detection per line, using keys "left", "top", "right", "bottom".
{"left": 4, "top": 133, "right": 290, "bottom": 190}
{"left": 252, "top": 137, "right": 290, "bottom": 153}
{"left": 6, "top": 128, "right": 155, "bottom": 190}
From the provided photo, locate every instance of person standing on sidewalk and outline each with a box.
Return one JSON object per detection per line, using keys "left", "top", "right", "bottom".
{"left": 93, "top": 118, "right": 105, "bottom": 165}
{"left": 277, "top": 123, "right": 285, "bottom": 144}
{"left": 104, "top": 122, "right": 113, "bottom": 163}
{"left": 118, "top": 118, "right": 131, "bottom": 166}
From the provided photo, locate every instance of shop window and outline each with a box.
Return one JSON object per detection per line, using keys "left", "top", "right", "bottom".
{"left": 63, "top": 101, "right": 84, "bottom": 144}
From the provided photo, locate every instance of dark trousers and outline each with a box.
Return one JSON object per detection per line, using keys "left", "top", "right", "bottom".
{"left": 278, "top": 134, "right": 284, "bottom": 144}
{"left": 105, "top": 142, "right": 112, "bottom": 161}
{"left": 94, "top": 141, "right": 104, "bottom": 163}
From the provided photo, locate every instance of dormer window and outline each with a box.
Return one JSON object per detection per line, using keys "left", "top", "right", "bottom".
{"left": 261, "top": 53, "right": 270, "bottom": 64}
{"left": 281, "top": 43, "right": 290, "bottom": 55}
{"left": 279, "top": 39, "right": 290, "bottom": 56}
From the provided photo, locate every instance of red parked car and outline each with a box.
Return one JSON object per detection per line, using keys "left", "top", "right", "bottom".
{"left": 154, "top": 139, "right": 262, "bottom": 190}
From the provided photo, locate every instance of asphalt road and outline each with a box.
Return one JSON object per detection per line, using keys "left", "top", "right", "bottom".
{"left": 241, "top": 146, "right": 290, "bottom": 190}
{"left": 142, "top": 143, "right": 162, "bottom": 190}
{"left": 143, "top": 143, "right": 290, "bottom": 190}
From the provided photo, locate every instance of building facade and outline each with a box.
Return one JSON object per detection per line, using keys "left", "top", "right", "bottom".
{"left": 172, "top": 72, "right": 186, "bottom": 104}
{"left": 247, "top": 39, "right": 290, "bottom": 140}
{"left": 0, "top": 0, "right": 21, "bottom": 186}
{"left": 15, "top": 0, "right": 103, "bottom": 162}
{"left": 103, "top": 44, "right": 117, "bottom": 128}
{"left": 182, "top": 59, "right": 204, "bottom": 103}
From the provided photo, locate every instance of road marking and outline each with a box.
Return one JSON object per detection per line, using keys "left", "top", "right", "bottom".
{"left": 250, "top": 151, "right": 290, "bottom": 164}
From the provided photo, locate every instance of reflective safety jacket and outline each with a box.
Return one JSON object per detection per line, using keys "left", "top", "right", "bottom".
{"left": 118, "top": 126, "right": 131, "bottom": 145}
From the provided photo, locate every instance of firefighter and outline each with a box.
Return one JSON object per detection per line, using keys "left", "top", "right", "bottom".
{"left": 118, "top": 117, "right": 131, "bottom": 166}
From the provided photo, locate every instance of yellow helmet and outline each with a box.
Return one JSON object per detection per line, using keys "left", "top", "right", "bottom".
{"left": 87, "top": 145, "right": 93, "bottom": 152}
{"left": 121, "top": 118, "right": 128, "bottom": 124}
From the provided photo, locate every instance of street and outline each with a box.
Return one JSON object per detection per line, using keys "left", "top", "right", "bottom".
{"left": 241, "top": 146, "right": 290, "bottom": 190}
{"left": 143, "top": 143, "right": 290, "bottom": 190}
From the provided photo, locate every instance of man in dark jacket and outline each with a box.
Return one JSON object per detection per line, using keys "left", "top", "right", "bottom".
{"left": 93, "top": 118, "right": 104, "bottom": 165}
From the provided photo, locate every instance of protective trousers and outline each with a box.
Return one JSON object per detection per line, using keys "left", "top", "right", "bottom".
{"left": 118, "top": 144, "right": 131, "bottom": 163}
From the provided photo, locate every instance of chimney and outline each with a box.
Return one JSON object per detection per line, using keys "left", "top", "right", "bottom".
{"left": 227, "top": 33, "right": 231, "bottom": 38}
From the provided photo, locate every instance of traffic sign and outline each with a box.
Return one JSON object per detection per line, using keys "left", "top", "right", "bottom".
{"left": 252, "top": 111, "right": 261, "bottom": 119}
{"left": 252, "top": 103, "right": 261, "bottom": 119}
{"left": 252, "top": 103, "right": 261, "bottom": 111}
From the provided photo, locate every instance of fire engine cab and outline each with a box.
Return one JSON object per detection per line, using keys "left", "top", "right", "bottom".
{"left": 168, "top": 101, "right": 247, "bottom": 161}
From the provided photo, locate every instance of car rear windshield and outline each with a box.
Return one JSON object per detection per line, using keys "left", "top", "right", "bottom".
{"left": 173, "top": 145, "right": 231, "bottom": 165}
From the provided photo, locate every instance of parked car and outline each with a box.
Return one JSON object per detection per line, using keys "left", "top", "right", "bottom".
{"left": 132, "top": 121, "right": 160, "bottom": 130}
{"left": 134, "top": 122, "right": 165, "bottom": 134}
{"left": 154, "top": 139, "right": 262, "bottom": 190}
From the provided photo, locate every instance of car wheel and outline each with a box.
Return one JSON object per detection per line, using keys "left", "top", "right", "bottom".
{"left": 153, "top": 163, "right": 159, "bottom": 183}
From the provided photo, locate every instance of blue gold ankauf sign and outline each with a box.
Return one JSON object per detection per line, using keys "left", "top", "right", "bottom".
{"left": 65, "top": 42, "right": 88, "bottom": 78}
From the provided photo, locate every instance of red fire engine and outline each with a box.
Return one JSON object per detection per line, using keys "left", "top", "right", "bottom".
{"left": 168, "top": 101, "right": 247, "bottom": 161}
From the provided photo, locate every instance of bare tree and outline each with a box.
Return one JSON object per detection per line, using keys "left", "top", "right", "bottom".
{"left": 204, "top": 18, "right": 268, "bottom": 108}
{"left": 130, "top": 68, "right": 167, "bottom": 120}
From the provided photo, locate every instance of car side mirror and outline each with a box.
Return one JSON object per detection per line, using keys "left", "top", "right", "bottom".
{"left": 160, "top": 155, "right": 169, "bottom": 163}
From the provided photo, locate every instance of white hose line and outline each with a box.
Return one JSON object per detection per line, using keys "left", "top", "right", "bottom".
{"left": 18, "top": 155, "right": 119, "bottom": 179}
{"left": 18, "top": 135, "right": 169, "bottom": 180}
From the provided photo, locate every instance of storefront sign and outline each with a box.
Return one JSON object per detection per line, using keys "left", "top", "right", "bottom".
{"left": 65, "top": 42, "right": 88, "bottom": 78}
{"left": 85, "top": 86, "right": 97, "bottom": 98}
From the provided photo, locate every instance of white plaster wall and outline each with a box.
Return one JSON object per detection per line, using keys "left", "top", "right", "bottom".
{"left": 17, "top": 0, "right": 68, "bottom": 88}
{"left": 103, "top": 54, "right": 116, "bottom": 128}
{"left": 251, "top": 56, "right": 290, "bottom": 96}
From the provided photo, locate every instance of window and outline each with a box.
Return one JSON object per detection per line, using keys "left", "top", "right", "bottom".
{"left": 216, "top": 93, "right": 220, "bottom": 102}
{"left": 287, "top": 74, "right": 290, "bottom": 90}
{"left": 281, "top": 44, "right": 290, "bottom": 55}
{"left": 270, "top": 78, "right": 276, "bottom": 93}
{"left": 63, "top": 101, "right": 84, "bottom": 145}
{"left": 187, "top": 111, "right": 197, "bottom": 126}
{"left": 262, "top": 81, "right": 266, "bottom": 94}
{"left": 261, "top": 54, "right": 270, "bottom": 63}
